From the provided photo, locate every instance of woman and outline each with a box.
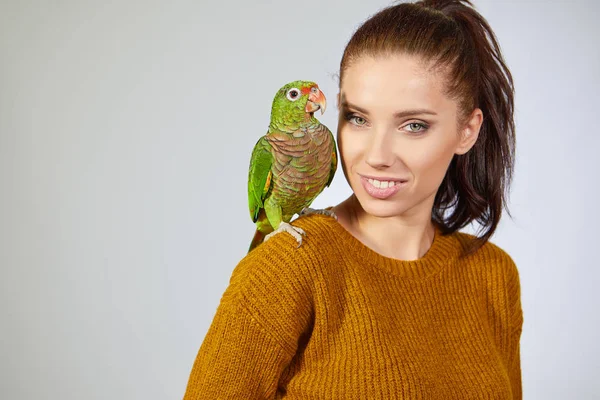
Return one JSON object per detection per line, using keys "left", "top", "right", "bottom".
{"left": 184, "top": 0, "right": 523, "bottom": 398}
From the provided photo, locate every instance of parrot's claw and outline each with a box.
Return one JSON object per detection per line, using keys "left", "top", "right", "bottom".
{"left": 299, "top": 207, "right": 338, "bottom": 220}
{"left": 264, "top": 221, "right": 306, "bottom": 248}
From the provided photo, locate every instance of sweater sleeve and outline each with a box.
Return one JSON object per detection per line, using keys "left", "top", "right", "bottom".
{"left": 182, "top": 300, "right": 296, "bottom": 399}
{"left": 505, "top": 256, "right": 524, "bottom": 400}
{"left": 183, "top": 231, "right": 316, "bottom": 399}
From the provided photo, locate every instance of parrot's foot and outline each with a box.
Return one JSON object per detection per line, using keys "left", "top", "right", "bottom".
{"left": 299, "top": 207, "right": 338, "bottom": 220}
{"left": 264, "top": 221, "right": 306, "bottom": 248}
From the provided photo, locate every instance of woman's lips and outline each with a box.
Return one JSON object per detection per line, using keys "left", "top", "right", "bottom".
{"left": 359, "top": 175, "right": 408, "bottom": 199}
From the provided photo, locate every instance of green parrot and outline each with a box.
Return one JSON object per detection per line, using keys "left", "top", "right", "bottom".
{"left": 247, "top": 80, "right": 338, "bottom": 253}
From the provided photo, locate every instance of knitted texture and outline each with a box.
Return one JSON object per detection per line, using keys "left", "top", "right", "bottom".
{"left": 183, "top": 213, "right": 523, "bottom": 399}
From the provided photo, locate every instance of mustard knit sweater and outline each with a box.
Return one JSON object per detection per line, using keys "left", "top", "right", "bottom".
{"left": 183, "top": 213, "right": 524, "bottom": 399}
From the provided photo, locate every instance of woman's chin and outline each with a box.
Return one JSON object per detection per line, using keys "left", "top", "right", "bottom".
{"left": 354, "top": 192, "right": 404, "bottom": 218}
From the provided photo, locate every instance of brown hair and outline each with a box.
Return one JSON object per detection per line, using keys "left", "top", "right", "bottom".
{"left": 338, "top": 0, "right": 516, "bottom": 257}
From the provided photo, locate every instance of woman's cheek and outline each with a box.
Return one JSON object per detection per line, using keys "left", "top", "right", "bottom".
{"left": 341, "top": 131, "right": 364, "bottom": 162}
{"left": 336, "top": 129, "right": 354, "bottom": 185}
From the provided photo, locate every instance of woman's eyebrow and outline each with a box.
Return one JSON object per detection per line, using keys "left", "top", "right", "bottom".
{"left": 340, "top": 100, "right": 437, "bottom": 118}
{"left": 393, "top": 109, "right": 437, "bottom": 118}
{"left": 340, "top": 100, "right": 369, "bottom": 114}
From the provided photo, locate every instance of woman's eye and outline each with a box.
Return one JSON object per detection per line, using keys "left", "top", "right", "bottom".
{"left": 345, "top": 113, "right": 367, "bottom": 126}
{"left": 405, "top": 122, "right": 428, "bottom": 134}
{"left": 352, "top": 116, "right": 366, "bottom": 126}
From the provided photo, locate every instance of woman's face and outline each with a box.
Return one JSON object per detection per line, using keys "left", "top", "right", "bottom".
{"left": 336, "top": 54, "right": 481, "bottom": 219}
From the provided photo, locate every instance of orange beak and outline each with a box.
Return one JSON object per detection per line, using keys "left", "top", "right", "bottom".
{"left": 305, "top": 87, "right": 327, "bottom": 115}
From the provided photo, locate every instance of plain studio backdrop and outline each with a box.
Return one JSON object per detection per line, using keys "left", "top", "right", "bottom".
{"left": 1, "top": 0, "right": 599, "bottom": 398}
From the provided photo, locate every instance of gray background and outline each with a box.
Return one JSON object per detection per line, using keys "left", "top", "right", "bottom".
{"left": 1, "top": 0, "right": 599, "bottom": 398}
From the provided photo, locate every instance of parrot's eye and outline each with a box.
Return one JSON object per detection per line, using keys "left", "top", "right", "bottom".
{"left": 311, "top": 87, "right": 318, "bottom": 93}
{"left": 286, "top": 88, "right": 301, "bottom": 101}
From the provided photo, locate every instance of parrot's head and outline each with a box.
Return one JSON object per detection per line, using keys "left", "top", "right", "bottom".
{"left": 270, "top": 80, "right": 327, "bottom": 126}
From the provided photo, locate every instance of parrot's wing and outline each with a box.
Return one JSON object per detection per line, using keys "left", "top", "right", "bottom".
{"left": 326, "top": 129, "right": 337, "bottom": 187}
{"left": 248, "top": 135, "right": 274, "bottom": 222}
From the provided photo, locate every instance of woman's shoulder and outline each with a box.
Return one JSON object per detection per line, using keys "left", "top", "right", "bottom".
{"left": 291, "top": 211, "right": 340, "bottom": 241}
{"left": 250, "top": 212, "right": 338, "bottom": 258}
{"left": 230, "top": 213, "right": 338, "bottom": 291}
{"left": 453, "top": 229, "right": 520, "bottom": 279}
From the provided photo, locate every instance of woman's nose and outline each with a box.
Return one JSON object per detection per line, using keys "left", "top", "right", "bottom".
{"left": 365, "top": 129, "right": 395, "bottom": 169}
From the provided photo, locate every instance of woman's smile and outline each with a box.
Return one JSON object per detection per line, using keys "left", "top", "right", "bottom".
{"left": 360, "top": 174, "right": 409, "bottom": 199}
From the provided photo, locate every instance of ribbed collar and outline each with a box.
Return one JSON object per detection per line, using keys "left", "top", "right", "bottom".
{"left": 326, "top": 215, "right": 459, "bottom": 281}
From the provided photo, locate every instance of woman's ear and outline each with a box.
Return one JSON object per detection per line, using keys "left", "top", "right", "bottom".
{"left": 455, "top": 108, "right": 483, "bottom": 155}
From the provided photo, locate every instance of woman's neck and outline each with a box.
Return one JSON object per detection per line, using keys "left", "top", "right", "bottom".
{"left": 333, "top": 195, "right": 436, "bottom": 261}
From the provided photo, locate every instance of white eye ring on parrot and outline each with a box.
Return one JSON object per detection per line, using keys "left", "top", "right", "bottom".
{"left": 286, "top": 88, "right": 301, "bottom": 101}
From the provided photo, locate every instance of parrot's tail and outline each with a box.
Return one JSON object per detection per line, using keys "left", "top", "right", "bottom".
{"left": 248, "top": 229, "right": 266, "bottom": 253}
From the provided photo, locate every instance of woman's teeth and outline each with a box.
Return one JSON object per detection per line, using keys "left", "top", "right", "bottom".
{"left": 367, "top": 178, "right": 399, "bottom": 189}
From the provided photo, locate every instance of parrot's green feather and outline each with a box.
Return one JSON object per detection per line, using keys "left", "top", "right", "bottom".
{"left": 326, "top": 132, "right": 337, "bottom": 187}
{"left": 248, "top": 136, "right": 274, "bottom": 222}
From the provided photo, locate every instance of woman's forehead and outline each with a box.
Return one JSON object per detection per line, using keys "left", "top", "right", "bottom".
{"left": 340, "top": 55, "right": 449, "bottom": 112}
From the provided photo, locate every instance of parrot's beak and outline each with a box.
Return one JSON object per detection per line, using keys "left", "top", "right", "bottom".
{"left": 306, "top": 88, "right": 327, "bottom": 115}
